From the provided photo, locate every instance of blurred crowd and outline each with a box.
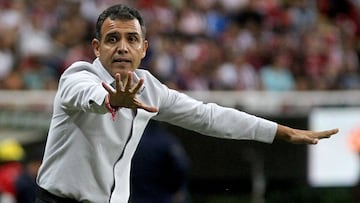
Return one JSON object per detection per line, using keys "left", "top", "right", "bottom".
{"left": 0, "top": 139, "right": 44, "bottom": 203}
{"left": 1, "top": 0, "right": 360, "bottom": 91}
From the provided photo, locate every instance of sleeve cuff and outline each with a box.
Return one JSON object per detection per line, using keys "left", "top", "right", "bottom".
{"left": 254, "top": 119, "right": 278, "bottom": 143}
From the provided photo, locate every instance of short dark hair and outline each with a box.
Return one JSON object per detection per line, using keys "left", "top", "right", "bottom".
{"left": 95, "top": 4, "right": 146, "bottom": 40}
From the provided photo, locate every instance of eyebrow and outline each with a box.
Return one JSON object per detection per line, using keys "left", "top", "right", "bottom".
{"left": 105, "top": 31, "right": 141, "bottom": 38}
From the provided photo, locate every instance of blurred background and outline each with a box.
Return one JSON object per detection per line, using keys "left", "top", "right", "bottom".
{"left": 0, "top": 0, "right": 360, "bottom": 202}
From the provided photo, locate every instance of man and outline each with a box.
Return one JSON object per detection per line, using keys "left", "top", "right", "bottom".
{"left": 35, "top": 4, "right": 338, "bottom": 203}
{"left": 130, "top": 121, "right": 190, "bottom": 203}
{"left": 15, "top": 141, "right": 45, "bottom": 203}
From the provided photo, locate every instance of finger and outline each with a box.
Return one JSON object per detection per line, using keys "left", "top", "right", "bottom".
{"left": 134, "top": 99, "right": 158, "bottom": 113}
{"left": 315, "top": 128, "right": 339, "bottom": 139}
{"left": 140, "top": 104, "right": 159, "bottom": 113}
{"left": 330, "top": 128, "right": 339, "bottom": 134}
{"left": 131, "top": 78, "right": 144, "bottom": 94}
{"left": 102, "top": 82, "right": 115, "bottom": 94}
{"left": 122, "top": 73, "right": 128, "bottom": 88}
{"left": 310, "top": 138, "right": 319, "bottom": 145}
{"left": 114, "top": 73, "right": 123, "bottom": 91}
{"left": 298, "top": 134, "right": 318, "bottom": 145}
{"left": 125, "top": 71, "right": 133, "bottom": 91}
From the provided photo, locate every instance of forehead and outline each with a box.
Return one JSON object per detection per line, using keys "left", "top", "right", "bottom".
{"left": 101, "top": 18, "right": 142, "bottom": 36}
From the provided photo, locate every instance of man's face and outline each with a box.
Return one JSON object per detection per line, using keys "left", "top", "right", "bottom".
{"left": 92, "top": 18, "right": 148, "bottom": 79}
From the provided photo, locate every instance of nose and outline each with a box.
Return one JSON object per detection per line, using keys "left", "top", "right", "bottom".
{"left": 117, "top": 39, "right": 129, "bottom": 54}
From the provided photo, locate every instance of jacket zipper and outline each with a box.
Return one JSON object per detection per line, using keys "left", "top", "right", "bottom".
{"left": 108, "top": 110, "right": 137, "bottom": 202}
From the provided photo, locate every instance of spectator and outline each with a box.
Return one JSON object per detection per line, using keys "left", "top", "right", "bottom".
{"left": 0, "top": 139, "right": 24, "bottom": 198}
{"left": 15, "top": 141, "right": 45, "bottom": 203}
{"left": 260, "top": 51, "right": 295, "bottom": 91}
{"left": 130, "top": 121, "right": 190, "bottom": 203}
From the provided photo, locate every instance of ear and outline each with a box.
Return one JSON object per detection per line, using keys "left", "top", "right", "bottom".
{"left": 141, "top": 40, "right": 149, "bottom": 59}
{"left": 92, "top": 38, "right": 100, "bottom": 57}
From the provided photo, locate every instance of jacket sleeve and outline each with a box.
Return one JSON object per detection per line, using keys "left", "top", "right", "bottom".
{"left": 57, "top": 62, "right": 108, "bottom": 114}
{"left": 153, "top": 87, "right": 277, "bottom": 144}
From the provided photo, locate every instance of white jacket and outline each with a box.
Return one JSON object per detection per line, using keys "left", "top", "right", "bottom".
{"left": 36, "top": 58, "right": 277, "bottom": 203}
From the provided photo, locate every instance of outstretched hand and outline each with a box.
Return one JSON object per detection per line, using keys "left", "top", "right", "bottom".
{"left": 102, "top": 72, "right": 158, "bottom": 113}
{"left": 275, "top": 125, "right": 339, "bottom": 144}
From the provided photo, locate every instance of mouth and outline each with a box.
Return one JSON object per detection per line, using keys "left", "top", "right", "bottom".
{"left": 112, "top": 58, "right": 131, "bottom": 64}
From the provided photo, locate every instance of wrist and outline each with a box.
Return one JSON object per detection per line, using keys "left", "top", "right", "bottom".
{"left": 275, "top": 125, "right": 292, "bottom": 141}
{"left": 105, "top": 94, "right": 119, "bottom": 120}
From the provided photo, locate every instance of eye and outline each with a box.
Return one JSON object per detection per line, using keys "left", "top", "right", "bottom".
{"left": 109, "top": 36, "right": 117, "bottom": 43}
{"left": 105, "top": 35, "right": 118, "bottom": 44}
{"left": 128, "top": 35, "right": 139, "bottom": 43}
